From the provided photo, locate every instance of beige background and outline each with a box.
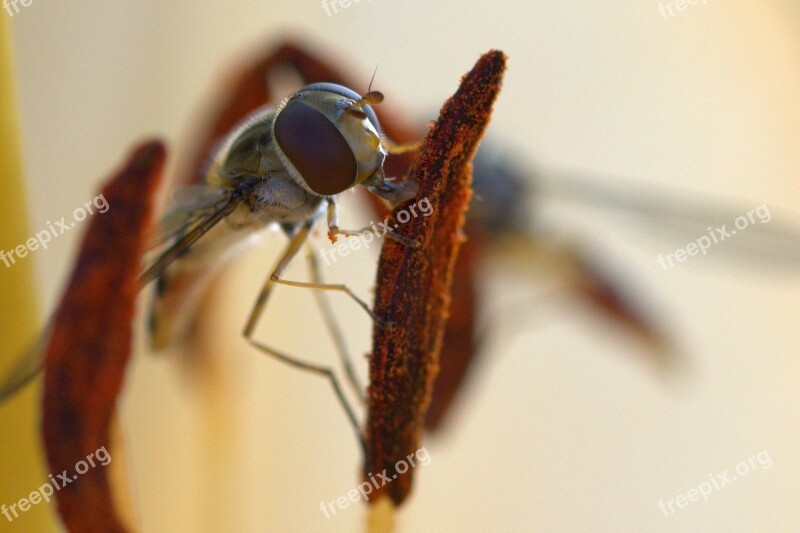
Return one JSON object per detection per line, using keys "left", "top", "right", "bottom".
{"left": 2, "top": 0, "right": 800, "bottom": 531}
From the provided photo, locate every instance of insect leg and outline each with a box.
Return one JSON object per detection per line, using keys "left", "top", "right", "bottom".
{"left": 245, "top": 338, "right": 365, "bottom": 456}
{"left": 271, "top": 277, "right": 384, "bottom": 326}
{"left": 303, "top": 240, "right": 365, "bottom": 403}
{"left": 242, "top": 221, "right": 365, "bottom": 455}
{"left": 326, "top": 199, "right": 419, "bottom": 248}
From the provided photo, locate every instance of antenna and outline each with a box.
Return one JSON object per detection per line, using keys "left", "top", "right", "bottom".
{"left": 367, "top": 64, "right": 379, "bottom": 93}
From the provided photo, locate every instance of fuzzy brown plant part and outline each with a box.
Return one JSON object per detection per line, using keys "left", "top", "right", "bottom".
{"left": 363, "top": 50, "right": 506, "bottom": 505}
{"left": 42, "top": 141, "right": 166, "bottom": 533}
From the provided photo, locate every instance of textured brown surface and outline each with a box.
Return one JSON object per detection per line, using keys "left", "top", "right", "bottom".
{"left": 42, "top": 141, "right": 166, "bottom": 533}
{"left": 363, "top": 51, "right": 506, "bottom": 505}
{"left": 420, "top": 228, "right": 482, "bottom": 430}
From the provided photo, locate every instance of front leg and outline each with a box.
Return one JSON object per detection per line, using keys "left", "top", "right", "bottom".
{"left": 326, "top": 198, "right": 419, "bottom": 248}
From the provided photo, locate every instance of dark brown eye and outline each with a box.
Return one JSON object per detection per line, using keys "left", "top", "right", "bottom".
{"left": 274, "top": 100, "right": 357, "bottom": 196}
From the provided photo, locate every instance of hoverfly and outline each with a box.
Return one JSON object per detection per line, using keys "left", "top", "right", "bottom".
{"left": 0, "top": 82, "right": 421, "bottom": 453}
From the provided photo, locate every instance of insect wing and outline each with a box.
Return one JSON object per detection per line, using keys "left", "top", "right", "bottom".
{"left": 145, "top": 185, "right": 231, "bottom": 250}
{"left": 530, "top": 166, "right": 800, "bottom": 267}
{"left": 139, "top": 189, "right": 244, "bottom": 287}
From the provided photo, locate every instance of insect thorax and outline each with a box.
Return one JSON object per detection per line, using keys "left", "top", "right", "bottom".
{"left": 203, "top": 106, "right": 325, "bottom": 228}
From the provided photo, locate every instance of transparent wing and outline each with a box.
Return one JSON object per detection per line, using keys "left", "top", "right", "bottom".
{"left": 471, "top": 145, "right": 800, "bottom": 267}
{"left": 538, "top": 170, "right": 800, "bottom": 266}
{"left": 145, "top": 185, "right": 231, "bottom": 250}
{"left": 0, "top": 187, "right": 244, "bottom": 405}
{"left": 139, "top": 188, "right": 245, "bottom": 287}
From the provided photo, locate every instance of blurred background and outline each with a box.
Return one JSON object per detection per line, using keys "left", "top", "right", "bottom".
{"left": 1, "top": 0, "right": 800, "bottom": 531}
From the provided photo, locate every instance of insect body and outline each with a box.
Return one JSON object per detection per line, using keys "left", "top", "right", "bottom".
{"left": 141, "top": 82, "right": 418, "bottom": 289}
{"left": 1, "top": 83, "right": 420, "bottom": 453}
{"left": 141, "top": 83, "right": 420, "bottom": 452}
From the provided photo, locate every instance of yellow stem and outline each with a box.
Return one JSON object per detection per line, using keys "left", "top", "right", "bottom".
{"left": 366, "top": 496, "right": 395, "bottom": 533}
{"left": 0, "top": 15, "right": 58, "bottom": 532}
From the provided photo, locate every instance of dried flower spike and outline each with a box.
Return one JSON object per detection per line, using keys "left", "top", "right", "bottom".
{"left": 364, "top": 50, "right": 506, "bottom": 505}
{"left": 42, "top": 141, "right": 166, "bottom": 533}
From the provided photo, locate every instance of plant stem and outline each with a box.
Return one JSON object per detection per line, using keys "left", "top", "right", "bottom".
{"left": 0, "top": 14, "right": 58, "bottom": 533}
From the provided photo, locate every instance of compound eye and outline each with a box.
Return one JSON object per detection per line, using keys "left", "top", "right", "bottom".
{"left": 274, "top": 100, "right": 357, "bottom": 196}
